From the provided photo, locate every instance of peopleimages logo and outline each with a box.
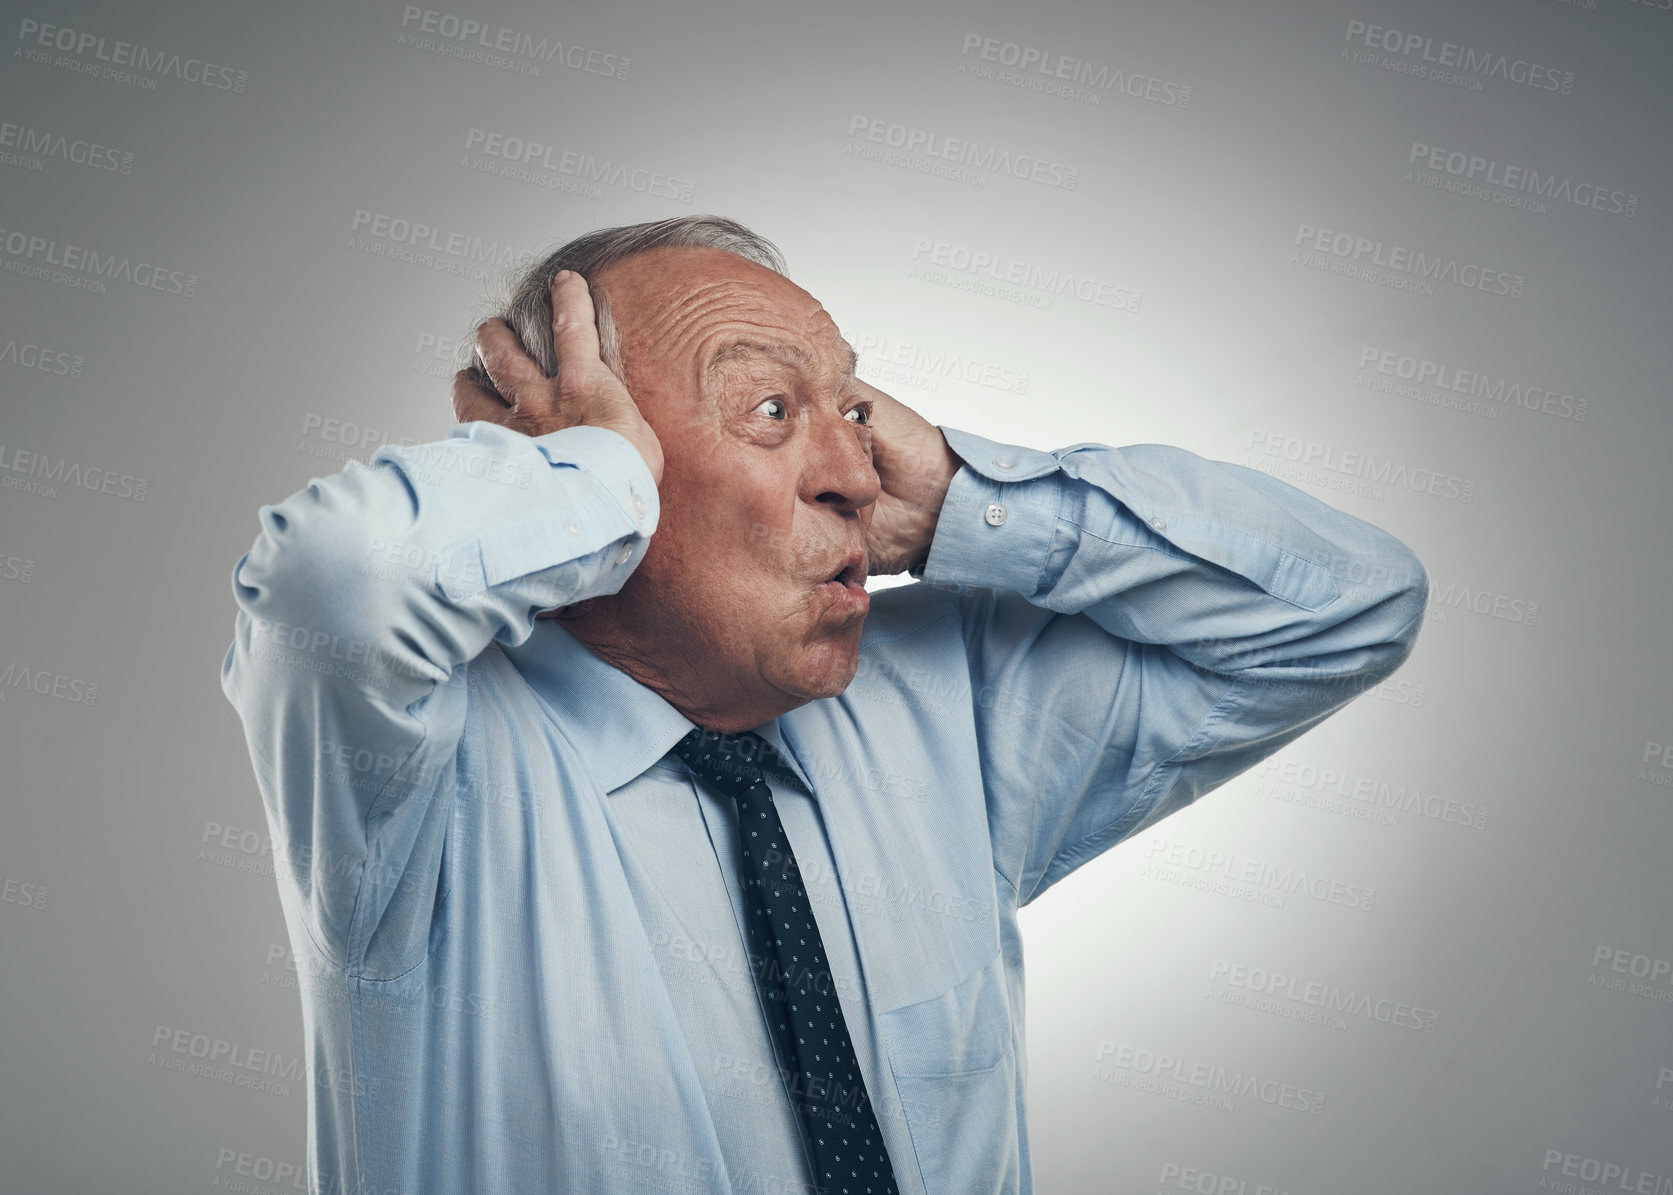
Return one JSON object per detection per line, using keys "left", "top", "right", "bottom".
{"left": 1245, "top": 430, "right": 1476, "bottom": 504}
{"left": 211, "top": 1147, "right": 308, "bottom": 1192}
{"left": 0, "top": 118, "right": 134, "bottom": 174}
{"left": 1, "top": 874, "right": 48, "bottom": 910}
{"left": 1208, "top": 957, "right": 1442, "bottom": 1033}
{"left": 1424, "top": 576, "right": 1539, "bottom": 628}
{"left": 0, "top": 226, "right": 198, "bottom": 297}
{"left": 1090, "top": 1041, "right": 1327, "bottom": 1115}
{"left": 1142, "top": 837, "right": 1376, "bottom": 912}
{"left": 1255, "top": 756, "right": 1490, "bottom": 831}
{"left": 1641, "top": 740, "right": 1673, "bottom": 790}
{"left": 1357, "top": 346, "right": 1589, "bottom": 423}
{"left": 845, "top": 328, "right": 1030, "bottom": 396}
{"left": 847, "top": 115, "right": 1080, "bottom": 190}
{"left": 15, "top": 17, "right": 249, "bottom": 92}
{"left": 1156, "top": 1163, "right": 1290, "bottom": 1195}
{"left": 462, "top": 128, "right": 693, "bottom": 201}
{"left": 1342, "top": 19, "right": 1575, "bottom": 94}
{"left": 348, "top": 208, "right": 535, "bottom": 281}
{"left": 1292, "top": 222, "right": 1525, "bottom": 299}
{"left": 0, "top": 442, "right": 148, "bottom": 502}
{"left": 1407, "top": 141, "right": 1638, "bottom": 217}
{"left": 908, "top": 237, "right": 1142, "bottom": 313}
{"left": 958, "top": 32, "right": 1192, "bottom": 108}
{"left": 397, "top": 7, "right": 629, "bottom": 79}
{"left": 351, "top": 209, "right": 526, "bottom": 265}
{"left": 0, "top": 336, "right": 84, "bottom": 377}
{"left": 148, "top": 1025, "right": 302, "bottom": 1098}
{"left": 0, "top": 663, "right": 99, "bottom": 706}
{"left": 1539, "top": 1149, "right": 1672, "bottom": 1195}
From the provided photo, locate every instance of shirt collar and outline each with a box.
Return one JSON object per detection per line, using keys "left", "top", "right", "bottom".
{"left": 497, "top": 619, "right": 814, "bottom": 797}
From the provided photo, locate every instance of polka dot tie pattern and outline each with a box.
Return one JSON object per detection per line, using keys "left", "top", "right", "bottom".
{"left": 672, "top": 727, "right": 901, "bottom": 1195}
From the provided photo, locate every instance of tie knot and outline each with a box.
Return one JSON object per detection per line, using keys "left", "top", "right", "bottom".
{"left": 672, "top": 727, "right": 779, "bottom": 793}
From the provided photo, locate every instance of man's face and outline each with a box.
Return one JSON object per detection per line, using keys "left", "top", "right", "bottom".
{"left": 594, "top": 246, "right": 879, "bottom": 709}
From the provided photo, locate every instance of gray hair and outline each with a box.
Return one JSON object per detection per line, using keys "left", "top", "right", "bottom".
{"left": 463, "top": 214, "right": 787, "bottom": 400}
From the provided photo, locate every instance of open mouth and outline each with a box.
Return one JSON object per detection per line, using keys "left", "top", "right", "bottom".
{"left": 824, "top": 551, "right": 867, "bottom": 590}
{"left": 818, "top": 551, "right": 870, "bottom": 613}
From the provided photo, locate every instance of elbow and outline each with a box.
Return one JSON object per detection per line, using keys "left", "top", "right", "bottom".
{"left": 1390, "top": 539, "right": 1430, "bottom": 651}
{"left": 229, "top": 477, "right": 402, "bottom": 657}
{"left": 1361, "top": 539, "right": 1429, "bottom": 683}
{"left": 234, "top": 495, "right": 364, "bottom": 626}
{"left": 224, "top": 466, "right": 452, "bottom": 702}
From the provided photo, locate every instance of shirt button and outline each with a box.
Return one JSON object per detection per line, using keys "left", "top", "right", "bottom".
{"left": 566, "top": 521, "right": 580, "bottom": 536}
{"left": 992, "top": 455, "right": 1014, "bottom": 471}
{"left": 984, "top": 502, "right": 1008, "bottom": 527}
{"left": 1149, "top": 516, "right": 1167, "bottom": 531}
{"left": 616, "top": 544, "right": 633, "bottom": 565}
{"left": 633, "top": 493, "right": 647, "bottom": 518}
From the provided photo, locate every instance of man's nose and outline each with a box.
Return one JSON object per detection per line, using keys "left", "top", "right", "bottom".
{"left": 804, "top": 410, "right": 879, "bottom": 513}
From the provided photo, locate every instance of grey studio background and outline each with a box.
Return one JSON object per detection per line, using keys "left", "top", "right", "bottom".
{"left": 1, "top": 0, "right": 1670, "bottom": 1191}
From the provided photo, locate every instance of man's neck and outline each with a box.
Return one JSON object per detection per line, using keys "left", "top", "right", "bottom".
{"left": 554, "top": 606, "right": 799, "bottom": 735}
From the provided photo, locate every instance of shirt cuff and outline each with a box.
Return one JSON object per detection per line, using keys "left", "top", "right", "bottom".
{"left": 432, "top": 422, "right": 660, "bottom": 600}
{"left": 530, "top": 423, "right": 660, "bottom": 539}
{"left": 916, "top": 426, "right": 1064, "bottom": 596}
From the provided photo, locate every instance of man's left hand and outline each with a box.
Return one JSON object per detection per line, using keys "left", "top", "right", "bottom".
{"left": 857, "top": 378, "right": 962, "bottom": 576}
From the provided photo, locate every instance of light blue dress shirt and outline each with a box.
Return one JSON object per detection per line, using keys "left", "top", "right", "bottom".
{"left": 220, "top": 419, "right": 1426, "bottom": 1195}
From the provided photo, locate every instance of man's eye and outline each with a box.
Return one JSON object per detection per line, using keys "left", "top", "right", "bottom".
{"left": 755, "top": 397, "right": 788, "bottom": 420}
{"left": 844, "top": 404, "right": 870, "bottom": 426}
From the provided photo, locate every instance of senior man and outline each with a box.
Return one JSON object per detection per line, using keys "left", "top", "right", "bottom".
{"left": 220, "top": 215, "right": 1427, "bottom": 1195}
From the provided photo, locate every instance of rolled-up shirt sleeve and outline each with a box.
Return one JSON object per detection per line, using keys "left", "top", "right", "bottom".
{"left": 917, "top": 425, "right": 1429, "bottom": 909}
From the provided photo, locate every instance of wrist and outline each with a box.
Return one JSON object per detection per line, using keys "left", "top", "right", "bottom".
{"left": 595, "top": 419, "right": 662, "bottom": 487}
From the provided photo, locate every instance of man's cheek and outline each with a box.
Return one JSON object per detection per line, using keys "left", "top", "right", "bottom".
{"left": 750, "top": 510, "right": 809, "bottom": 568}
{"left": 746, "top": 520, "right": 789, "bottom": 557}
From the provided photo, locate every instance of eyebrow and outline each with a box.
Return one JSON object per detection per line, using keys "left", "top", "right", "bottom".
{"left": 706, "top": 339, "right": 859, "bottom": 389}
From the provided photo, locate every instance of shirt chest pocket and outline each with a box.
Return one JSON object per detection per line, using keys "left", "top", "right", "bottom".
{"left": 880, "top": 948, "right": 1020, "bottom": 1194}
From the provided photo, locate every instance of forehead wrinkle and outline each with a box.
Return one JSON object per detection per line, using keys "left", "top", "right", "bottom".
{"left": 706, "top": 339, "right": 812, "bottom": 383}
{"left": 621, "top": 274, "right": 852, "bottom": 400}
{"left": 703, "top": 339, "right": 859, "bottom": 405}
{"left": 622, "top": 277, "right": 763, "bottom": 372}
{"left": 627, "top": 291, "right": 713, "bottom": 370}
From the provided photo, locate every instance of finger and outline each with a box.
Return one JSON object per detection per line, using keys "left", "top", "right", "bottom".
{"left": 452, "top": 368, "right": 509, "bottom": 424}
{"left": 473, "top": 318, "right": 548, "bottom": 406}
{"left": 550, "top": 270, "right": 607, "bottom": 378}
{"left": 852, "top": 377, "right": 909, "bottom": 429}
{"left": 852, "top": 377, "right": 894, "bottom": 403}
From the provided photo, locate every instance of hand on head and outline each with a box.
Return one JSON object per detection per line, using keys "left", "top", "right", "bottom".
{"left": 452, "top": 270, "right": 664, "bottom": 486}
{"left": 848, "top": 377, "right": 959, "bottom": 576}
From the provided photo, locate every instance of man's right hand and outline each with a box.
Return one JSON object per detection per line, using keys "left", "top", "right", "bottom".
{"left": 452, "top": 269, "right": 665, "bottom": 486}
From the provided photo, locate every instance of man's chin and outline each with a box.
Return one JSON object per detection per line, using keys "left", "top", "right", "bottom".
{"left": 783, "top": 638, "right": 862, "bottom": 702}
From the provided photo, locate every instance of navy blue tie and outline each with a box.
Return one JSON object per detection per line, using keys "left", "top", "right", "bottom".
{"left": 672, "top": 727, "right": 901, "bottom": 1195}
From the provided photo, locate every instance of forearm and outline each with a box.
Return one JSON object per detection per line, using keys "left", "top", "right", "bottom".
{"left": 921, "top": 426, "right": 1430, "bottom": 900}
{"left": 919, "top": 425, "right": 1428, "bottom": 688}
